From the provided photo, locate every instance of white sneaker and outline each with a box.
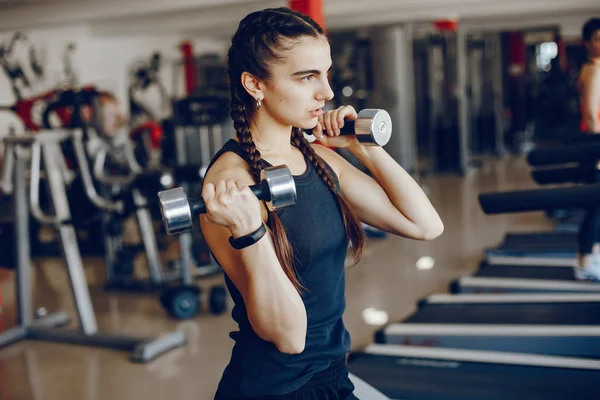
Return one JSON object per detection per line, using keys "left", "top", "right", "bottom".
{"left": 575, "top": 254, "right": 600, "bottom": 282}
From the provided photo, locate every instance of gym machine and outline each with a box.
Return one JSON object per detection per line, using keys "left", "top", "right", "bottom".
{"left": 348, "top": 344, "right": 600, "bottom": 400}
{"left": 376, "top": 323, "right": 600, "bottom": 359}
{"left": 376, "top": 292, "right": 600, "bottom": 355}
{"left": 483, "top": 142, "right": 600, "bottom": 267}
{"left": 466, "top": 181, "right": 600, "bottom": 290}
{"left": 0, "top": 131, "right": 185, "bottom": 363}
{"left": 79, "top": 127, "right": 177, "bottom": 292}
{"left": 356, "top": 294, "right": 600, "bottom": 398}
{"left": 452, "top": 276, "right": 600, "bottom": 294}
{"left": 153, "top": 95, "right": 233, "bottom": 319}
{"left": 478, "top": 183, "right": 600, "bottom": 273}
{"left": 401, "top": 292, "right": 600, "bottom": 325}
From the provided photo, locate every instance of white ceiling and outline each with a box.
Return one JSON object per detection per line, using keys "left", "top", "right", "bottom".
{"left": 0, "top": 0, "right": 599, "bottom": 37}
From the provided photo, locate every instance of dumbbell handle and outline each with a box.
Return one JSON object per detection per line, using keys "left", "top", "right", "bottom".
{"left": 310, "top": 119, "right": 357, "bottom": 137}
{"left": 188, "top": 179, "right": 272, "bottom": 216}
{"left": 308, "top": 109, "right": 392, "bottom": 146}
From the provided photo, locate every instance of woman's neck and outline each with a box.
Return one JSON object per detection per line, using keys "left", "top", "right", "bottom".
{"left": 248, "top": 113, "right": 295, "bottom": 157}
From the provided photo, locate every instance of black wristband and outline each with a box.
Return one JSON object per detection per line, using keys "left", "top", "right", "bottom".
{"left": 229, "top": 223, "right": 267, "bottom": 250}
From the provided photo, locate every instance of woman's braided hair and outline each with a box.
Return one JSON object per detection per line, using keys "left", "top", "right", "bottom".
{"left": 228, "top": 7, "right": 366, "bottom": 291}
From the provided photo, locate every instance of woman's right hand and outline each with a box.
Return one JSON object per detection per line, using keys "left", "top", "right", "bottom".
{"left": 202, "top": 179, "right": 263, "bottom": 238}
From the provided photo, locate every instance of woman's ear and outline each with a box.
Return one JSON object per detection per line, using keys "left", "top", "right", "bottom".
{"left": 241, "top": 72, "right": 265, "bottom": 101}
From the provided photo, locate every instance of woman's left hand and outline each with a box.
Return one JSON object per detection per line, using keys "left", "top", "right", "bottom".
{"left": 313, "top": 105, "right": 361, "bottom": 148}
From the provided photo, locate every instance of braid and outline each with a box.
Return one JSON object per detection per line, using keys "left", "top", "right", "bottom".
{"left": 229, "top": 88, "right": 301, "bottom": 290}
{"left": 230, "top": 98, "right": 262, "bottom": 180}
{"left": 291, "top": 129, "right": 366, "bottom": 263}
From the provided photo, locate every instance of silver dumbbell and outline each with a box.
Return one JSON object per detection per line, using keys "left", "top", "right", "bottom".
{"left": 158, "top": 165, "right": 297, "bottom": 235}
{"left": 309, "top": 109, "right": 392, "bottom": 146}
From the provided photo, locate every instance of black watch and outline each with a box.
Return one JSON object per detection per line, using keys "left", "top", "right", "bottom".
{"left": 229, "top": 224, "right": 267, "bottom": 250}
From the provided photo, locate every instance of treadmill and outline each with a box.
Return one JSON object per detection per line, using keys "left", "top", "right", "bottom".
{"left": 348, "top": 344, "right": 600, "bottom": 400}
{"left": 375, "top": 324, "right": 600, "bottom": 359}
{"left": 475, "top": 261, "right": 577, "bottom": 281}
{"left": 480, "top": 148, "right": 600, "bottom": 267}
{"left": 451, "top": 276, "right": 600, "bottom": 294}
{"left": 484, "top": 234, "right": 577, "bottom": 267}
{"left": 408, "top": 293, "right": 600, "bottom": 325}
{"left": 374, "top": 293, "right": 600, "bottom": 360}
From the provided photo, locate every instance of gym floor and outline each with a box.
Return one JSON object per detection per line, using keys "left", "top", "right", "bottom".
{"left": 0, "top": 155, "right": 555, "bottom": 400}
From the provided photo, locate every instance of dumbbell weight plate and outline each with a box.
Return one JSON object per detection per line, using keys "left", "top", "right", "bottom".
{"left": 161, "top": 285, "right": 202, "bottom": 320}
{"left": 259, "top": 165, "right": 297, "bottom": 211}
{"left": 354, "top": 109, "right": 392, "bottom": 147}
{"left": 158, "top": 187, "right": 192, "bottom": 235}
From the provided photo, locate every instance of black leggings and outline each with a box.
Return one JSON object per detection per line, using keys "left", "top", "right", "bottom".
{"left": 579, "top": 208, "right": 600, "bottom": 255}
{"left": 214, "top": 358, "right": 357, "bottom": 400}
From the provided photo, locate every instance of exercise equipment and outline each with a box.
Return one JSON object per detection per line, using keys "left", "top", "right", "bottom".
{"left": 347, "top": 344, "right": 600, "bottom": 400}
{"left": 484, "top": 243, "right": 577, "bottom": 267}
{"left": 406, "top": 293, "right": 600, "bottom": 325}
{"left": 479, "top": 184, "right": 600, "bottom": 216}
{"left": 451, "top": 276, "right": 600, "bottom": 294}
{"left": 307, "top": 109, "right": 392, "bottom": 147}
{"left": 484, "top": 231, "right": 579, "bottom": 266}
{"left": 376, "top": 324, "right": 600, "bottom": 359}
{"left": 0, "top": 32, "right": 38, "bottom": 101}
{"left": 156, "top": 97, "right": 236, "bottom": 319}
{"left": 527, "top": 142, "right": 600, "bottom": 167}
{"left": 531, "top": 165, "right": 599, "bottom": 185}
{"left": 475, "top": 262, "right": 577, "bottom": 280}
{"left": 0, "top": 132, "right": 186, "bottom": 362}
{"left": 158, "top": 165, "right": 297, "bottom": 235}
{"left": 479, "top": 184, "right": 600, "bottom": 266}
{"left": 83, "top": 131, "right": 176, "bottom": 293}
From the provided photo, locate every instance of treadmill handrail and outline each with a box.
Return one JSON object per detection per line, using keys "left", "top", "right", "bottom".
{"left": 363, "top": 344, "right": 600, "bottom": 370}
{"left": 459, "top": 276, "right": 600, "bottom": 291}
{"left": 527, "top": 142, "right": 600, "bottom": 166}
{"left": 383, "top": 323, "right": 600, "bottom": 336}
{"left": 426, "top": 293, "right": 600, "bottom": 303}
{"left": 479, "top": 184, "right": 600, "bottom": 215}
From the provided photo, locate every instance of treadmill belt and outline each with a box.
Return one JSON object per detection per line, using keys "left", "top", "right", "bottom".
{"left": 476, "top": 264, "right": 576, "bottom": 280}
{"left": 502, "top": 232, "right": 577, "bottom": 246}
{"left": 348, "top": 352, "right": 600, "bottom": 400}
{"left": 494, "top": 241, "right": 577, "bottom": 252}
{"left": 405, "top": 303, "right": 600, "bottom": 325}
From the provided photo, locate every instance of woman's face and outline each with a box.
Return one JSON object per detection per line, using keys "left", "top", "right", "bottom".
{"left": 260, "top": 35, "right": 335, "bottom": 130}
{"left": 586, "top": 30, "right": 600, "bottom": 58}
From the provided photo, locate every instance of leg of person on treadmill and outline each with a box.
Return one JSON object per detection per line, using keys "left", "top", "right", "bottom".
{"left": 577, "top": 207, "right": 600, "bottom": 281}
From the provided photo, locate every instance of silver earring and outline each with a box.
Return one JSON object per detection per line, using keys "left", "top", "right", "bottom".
{"left": 256, "top": 98, "right": 262, "bottom": 110}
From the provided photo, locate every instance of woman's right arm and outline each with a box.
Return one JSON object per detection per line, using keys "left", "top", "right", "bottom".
{"left": 199, "top": 158, "right": 307, "bottom": 354}
{"left": 582, "top": 65, "right": 600, "bottom": 133}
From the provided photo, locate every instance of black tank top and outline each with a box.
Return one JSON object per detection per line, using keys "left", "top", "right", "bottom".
{"left": 205, "top": 139, "right": 351, "bottom": 398}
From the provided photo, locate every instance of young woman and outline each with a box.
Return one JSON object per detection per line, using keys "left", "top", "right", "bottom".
{"left": 577, "top": 18, "right": 600, "bottom": 281}
{"left": 200, "top": 7, "right": 443, "bottom": 399}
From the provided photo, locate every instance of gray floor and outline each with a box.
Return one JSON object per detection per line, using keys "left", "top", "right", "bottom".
{"left": 0, "top": 155, "right": 557, "bottom": 400}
